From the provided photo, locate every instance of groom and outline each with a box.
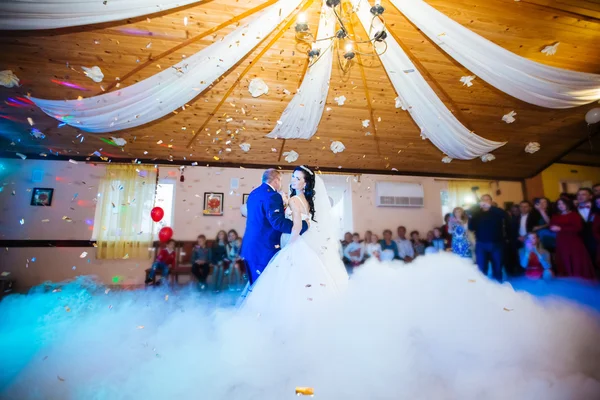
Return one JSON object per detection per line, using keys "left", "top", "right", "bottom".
{"left": 241, "top": 169, "right": 308, "bottom": 285}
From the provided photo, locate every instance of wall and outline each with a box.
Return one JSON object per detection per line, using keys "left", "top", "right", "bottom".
{"left": 540, "top": 163, "right": 600, "bottom": 201}
{"left": 0, "top": 159, "right": 524, "bottom": 288}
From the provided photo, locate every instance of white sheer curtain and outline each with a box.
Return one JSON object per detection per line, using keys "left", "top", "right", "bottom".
{"left": 30, "top": 0, "right": 302, "bottom": 133}
{"left": 352, "top": 0, "right": 505, "bottom": 160}
{"left": 390, "top": 0, "right": 600, "bottom": 109}
{"left": 0, "top": 0, "right": 203, "bottom": 30}
{"left": 266, "top": 0, "right": 334, "bottom": 140}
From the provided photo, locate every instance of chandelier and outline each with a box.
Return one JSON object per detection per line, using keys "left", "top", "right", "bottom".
{"left": 295, "top": 0, "right": 387, "bottom": 72}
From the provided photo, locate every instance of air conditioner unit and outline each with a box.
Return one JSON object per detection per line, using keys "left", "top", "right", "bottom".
{"left": 376, "top": 181, "right": 424, "bottom": 208}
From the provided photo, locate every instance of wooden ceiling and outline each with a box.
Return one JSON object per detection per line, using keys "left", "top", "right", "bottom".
{"left": 0, "top": 0, "right": 599, "bottom": 179}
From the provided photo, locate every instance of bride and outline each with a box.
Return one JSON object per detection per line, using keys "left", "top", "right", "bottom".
{"left": 241, "top": 165, "right": 348, "bottom": 324}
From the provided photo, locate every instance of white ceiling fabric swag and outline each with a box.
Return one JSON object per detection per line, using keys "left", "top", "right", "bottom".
{"left": 0, "top": 0, "right": 204, "bottom": 30}
{"left": 351, "top": 0, "right": 505, "bottom": 160}
{"left": 29, "top": 0, "right": 303, "bottom": 133}
{"left": 266, "top": 0, "right": 335, "bottom": 140}
{"left": 389, "top": 0, "right": 600, "bottom": 109}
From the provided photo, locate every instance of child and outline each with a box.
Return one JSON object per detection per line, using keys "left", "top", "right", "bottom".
{"left": 211, "top": 230, "right": 229, "bottom": 292}
{"left": 146, "top": 239, "right": 176, "bottom": 285}
{"left": 191, "top": 234, "right": 211, "bottom": 289}
{"left": 226, "top": 230, "right": 243, "bottom": 291}
{"left": 366, "top": 234, "right": 382, "bottom": 260}
{"left": 344, "top": 233, "right": 365, "bottom": 267}
{"left": 431, "top": 228, "right": 446, "bottom": 252}
{"left": 519, "top": 232, "right": 552, "bottom": 280}
{"left": 411, "top": 230, "right": 426, "bottom": 257}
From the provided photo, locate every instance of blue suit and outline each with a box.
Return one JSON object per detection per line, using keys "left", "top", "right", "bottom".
{"left": 241, "top": 183, "right": 307, "bottom": 285}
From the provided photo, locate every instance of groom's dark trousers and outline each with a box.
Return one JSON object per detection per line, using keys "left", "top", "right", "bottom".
{"left": 241, "top": 182, "right": 307, "bottom": 285}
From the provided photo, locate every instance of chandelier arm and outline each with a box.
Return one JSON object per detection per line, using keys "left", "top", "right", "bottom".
{"left": 308, "top": 40, "right": 335, "bottom": 68}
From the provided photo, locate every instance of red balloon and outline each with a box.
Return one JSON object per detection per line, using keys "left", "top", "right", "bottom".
{"left": 158, "top": 227, "right": 173, "bottom": 242}
{"left": 151, "top": 207, "right": 164, "bottom": 222}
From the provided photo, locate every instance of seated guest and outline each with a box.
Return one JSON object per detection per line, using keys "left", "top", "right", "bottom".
{"left": 550, "top": 198, "right": 595, "bottom": 280}
{"left": 364, "top": 230, "right": 373, "bottom": 245}
{"left": 191, "top": 235, "right": 211, "bottom": 289}
{"left": 366, "top": 234, "right": 382, "bottom": 260}
{"left": 532, "top": 197, "right": 555, "bottom": 251}
{"left": 519, "top": 232, "right": 552, "bottom": 280}
{"left": 211, "top": 230, "right": 229, "bottom": 292}
{"left": 410, "top": 230, "right": 426, "bottom": 256}
{"left": 431, "top": 228, "right": 446, "bottom": 252}
{"left": 146, "top": 239, "right": 176, "bottom": 285}
{"left": 226, "top": 230, "right": 243, "bottom": 291}
{"left": 395, "top": 226, "right": 414, "bottom": 262}
{"left": 441, "top": 213, "right": 452, "bottom": 249}
{"left": 380, "top": 229, "right": 400, "bottom": 261}
{"left": 344, "top": 233, "right": 365, "bottom": 266}
{"left": 341, "top": 231, "right": 353, "bottom": 266}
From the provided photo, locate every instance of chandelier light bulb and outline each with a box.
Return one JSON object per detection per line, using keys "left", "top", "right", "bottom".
{"left": 297, "top": 13, "right": 307, "bottom": 24}
{"left": 345, "top": 43, "right": 353, "bottom": 52}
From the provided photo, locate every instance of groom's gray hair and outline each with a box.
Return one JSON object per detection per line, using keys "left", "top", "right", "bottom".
{"left": 262, "top": 168, "right": 280, "bottom": 184}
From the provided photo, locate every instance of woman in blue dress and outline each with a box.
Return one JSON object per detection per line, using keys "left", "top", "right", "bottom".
{"left": 449, "top": 207, "right": 472, "bottom": 258}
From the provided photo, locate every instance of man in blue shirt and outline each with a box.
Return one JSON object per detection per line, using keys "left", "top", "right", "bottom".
{"left": 469, "top": 194, "right": 510, "bottom": 282}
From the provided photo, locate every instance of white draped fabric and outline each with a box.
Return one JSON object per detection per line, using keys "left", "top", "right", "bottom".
{"left": 29, "top": 0, "right": 302, "bottom": 133}
{"left": 0, "top": 0, "right": 203, "bottom": 30}
{"left": 266, "top": 1, "right": 334, "bottom": 140}
{"left": 352, "top": 0, "right": 505, "bottom": 160}
{"left": 390, "top": 0, "right": 600, "bottom": 109}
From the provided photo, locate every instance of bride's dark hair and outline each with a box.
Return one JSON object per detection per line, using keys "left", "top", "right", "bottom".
{"left": 290, "top": 165, "right": 316, "bottom": 222}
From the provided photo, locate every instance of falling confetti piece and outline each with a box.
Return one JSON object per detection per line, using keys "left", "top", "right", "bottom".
{"left": 183, "top": 16, "right": 188, "bottom": 26}
{"left": 305, "top": 284, "right": 312, "bottom": 287}
{"left": 165, "top": 295, "right": 169, "bottom": 301}
{"left": 30, "top": 128, "right": 45, "bottom": 139}
{"left": 362, "top": 119, "right": 370, "bottom": 128}
{"left": 137, "top": 325, "right": 145, "bottom": 329}
{"left": 0, "top": 70, "right": 20, "bottom": 88}
{"left": 27, "top": 117, "right": 34, "bottom": 126}
{"left": 541, "top": 42, "right": 559, "bottom": 56}
{"left": 81, "top": 66, "right": 104, "bottom": 83}
{"left": 442, "top": 156, "right": 452, "bottom": 163}
{"left": 239, "top": 143, "right": 251, "bottom": 152}
{"left": 16, "top": 153, "right": 27, "bottom": 160}
{"left": 111, "top": 137, "right": 127, "bottom": 146}
{"left": 330, "top": 141, "right": 345, "bottom": 154}
{"left": 157, "top": 140, "right": 163, "bottom": 145}
{"left": 68, "top": 159, "right": 78, "bottom": 164}
{"left": 80, "top": 252, "right": 88, "bottom": 258}
{"left": 460, "top": 75, "right": 476, "bottom": 87}
{"left": 283, "top": 150, "right": 299, "bottom": 163}
{"left": 19, "top": 218, "right": 24, "bottom": 225}
{"left": 57, "top": 376, "right": 65, "bottom": 382}
{"left": 334, "top": 95, "right": 346, "bottom": 106}
{"left": 123, "top": 254, "right": 129, "bottom": 259}
{"left": 503, "top": 307, "right": 514, "bottom": 312}
{"left": 248, "top": 78, "right": 268, "bottom": 97}
{"left": 41, "top": 219, "right": 50, "bottom": 223}
{"left": 525, "top": 142, "right": 541, "bottom": 154}
{"left": 481, "top": 153, "right": 496, "bottom": 162}
{"left": 468, "top": 279, "right": 476, "bottom": 283}
{"left": 64, "top": 306, "right": 70, "bottom": 312}
{"left": 72, "top": 266, "right": 76, "bottom": 270}
{"left": 502, "top": 110, "right": 517, "bottom": 124}
{"left": 296, "top": 387, "right": 314, "bottom": 396}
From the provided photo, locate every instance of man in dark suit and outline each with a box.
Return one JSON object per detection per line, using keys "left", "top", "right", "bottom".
{"left": 577, "top": 188, "right": 596, "bottom": 269}
{"left": 241, "top": 169, "right": 308, "bottom": 285}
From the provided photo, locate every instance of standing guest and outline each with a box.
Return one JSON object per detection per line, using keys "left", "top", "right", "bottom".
{"left": 226, "top": 230, "right": 243, "bottom": 291}
{"left": 344, "top": 233, "right": 365, "bottom": 267}
{"left": 410, "top": 230, "right": 426, "bottom": 257}
{"left": 449, "top": 207, "right": 472, "bottom": 259}
{"left": 431, "top": 228, "right": 446, "bottom": 252}
{"left": 519, "top": 232, "right": 552, "bottom": 280}
{"left": 469, "top": 195, "right": 509, "bottom": 282}
{"left": 532, "top": 197, "right": 555, "bottom": 251}
{"left": 211, "top": 230, "right": 229, "bottom": 292}
{"left": 191, "top": 235, "right": 211, "bottom": 289}
{"left": 549, "top": 198, "right": 595, "bottom": 280}
{"left": 593, "top": 183, "right": 600, "bottom": 197}
{"left": 592, "top": 195, "right": 600, "bottom": 272}
{"left": 380, "top": 229, "right": 400, "bottom": 261}
{"left": 395, "top": 226, "right": 415, "bottom": 262}
{"left": 146, "top": 239, "right": 177, "bottom": 285}
{"left": 441, "top": 213, "right": 453, "bottom": 249}
{"left": 366, "top": 234, "right": 382, "bottom": 260}
{"left": 517, "top": 201, "right": 540, "bottom": 243}
{"left": 577, "top": 188, "right": 596, "bottom": 266}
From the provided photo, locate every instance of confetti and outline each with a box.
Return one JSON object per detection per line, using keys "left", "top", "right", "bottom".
{"left": 30, "top": 128, "right": 45, "bottom": 139}
{"left": 525, "top": 142, "right": 541, "bottom": 154}
{"left": 442, "top": 156, "right": 452, "bottom": 163}
{"left": 248, "top": 78, "right": 268, "bottom": 97}
{"left": 80, "top": 252, "right": 88, "bottom": 258}
{"left": 123, "top": 254, "right": 129, "bottom": 259}
{"left": 16, "top": 153, "right": 27, "bottom": 160}
{"left": 503, "top": 307, "right": 514, "bottom": 312}
{"left": 81, "top": 66, "right": 104, "bottom": 83}
{"left": 157, "top": 140, "right": 163, "bottom": 145}
{"left": 362, "top": 119, "right": 370, "bottom": 128}
{"left": 19, "top": 218, "right": 24, "bottom": 225}
{"left": 283, "top": 150, "right": 299, "bottom": 163}
{"left": 64, "top": 306, "right": 70, "bottom": 312}
{"left": 68, "top": 159, "right": 78, "bottom": 164}
{"left": 334, "top": 95, "right": 346, "bottom": 106}
{"left": 165, "top": 295, "right": 169, "bottom": 301}
{"left": 330, "top": 141, "right": 345, "bottom": 154}
{"left": 57, "top": 376, "right": 65, "bottom": 382}
{"left": 296, "top": 387, "right": 314, "bottom": 396}
{"left": 137, "top": 325, "right": 145, "bottom": 329}
{"left": 183, "top": 16, "right": 188, "bottom": 26}
{"left": 111, "top": 137, "right": 127, "bottom": 146}
{"left": 460, "top": 75, "right": 476, "bottom": 87}
{"left": 72, "top": 266, "right": 76, "bottom": 270}
{"left": 481, "top": 153, "right": 496, "bottom": 162}
{"left": 395, "top": 96, "right": 406, "bottom": 110}
{"left": 468, "top": 279, "right": 476, "bottom": 283}
{"left": 41, "top": 219, "right": 50, "bottom": 223}
{"left": 0, "top": 70, "right": 20, "bottom": 88}
{"left": 502, "top": 111, "right": 517, "bottom": 124}
{"left": 239, "top": 143, "right": 251, "bottom": 152}
{"left": 27, "top": 117, "right": 34, "bottom": 126}
{"left": 541, "top": 42, "right": 559, "bottom": 56}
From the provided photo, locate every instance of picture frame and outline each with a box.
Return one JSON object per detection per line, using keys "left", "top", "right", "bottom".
{"left": 31, "top": 187, "right": 54, "bottom": 206}
{"left": 203, "top": 192, "right": 224, "bottom": 216}
{"left": 242, "top": 193, "right": 250, "bottom": 204}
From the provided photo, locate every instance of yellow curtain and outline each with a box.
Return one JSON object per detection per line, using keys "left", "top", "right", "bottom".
{"left": 446, "top": 180, "right": 494, "bottom": 210}
{"left": 95, "top": 164, "right": 157, "bottom": 260}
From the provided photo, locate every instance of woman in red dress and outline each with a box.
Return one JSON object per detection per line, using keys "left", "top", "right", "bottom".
{"left": 549, "top": 198, "right": 596, "bottom": 279}
{"left": 519, "top": 232, "right": 552, "bottom": 279}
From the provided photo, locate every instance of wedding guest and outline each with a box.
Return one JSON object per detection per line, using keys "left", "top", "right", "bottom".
{"left": 395, "top": 226, "right": 414, "bottom": 262}
{"left": 366, "top": 234, "right": 382, "bottom": 260}
{"left": 211, "top": 230, "right": 229, "bottom": 292}
{"left": 431, "top": 228, "right": 446, "bottom": 252}
{"left": 410, "top": 230, "right": 426, "bottom": 257}
{"left": 341, "top": 231, "right": 353, "bottom": 266}
{"left": 424, "top": 231, "right": 435, "bottom": 247}
{"left": 364, "top": 230, "right": 373, "bottom": 245}
{"left": 519, "top": 232, "right": 552, "bottom": 280}
{"left": 441, "top": 213, "right": 452, "bottom": 249}
{"left": 344, "top": 233, "right": 365, "bottom": 266}
{"left": 532, "top": 197, "right": 555, "bottom": 250}
{"left": 593, "top": 195, "right": 600, "bottom": 272}
{"left": 469, "top": 195, "right": 509, "bottom": 282}
{"left": 593, "top": 183, "right": 600, "bottom": 197}
{"left": 226, "top": 230, "right": 243, "bottom": 291}
{"left": 550, "top": 198, "right": 595, "bottom": 280}
{"left": 191, "top": 234, "right": 211, "bottom": 289}
{"left": 449, "top": 207, "right": 472, "bottom": 259}
{"left": 380, "top": 229, "right": 400, "bottom": 261}
{"left": 146, "top": 239, "right": 176, "bottom": 285}
{"left": 577, "top": 188, "right": 596, "bottom": 266}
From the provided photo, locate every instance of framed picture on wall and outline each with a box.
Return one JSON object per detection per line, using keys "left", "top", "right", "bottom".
{"left": 242, "top": 193, "right": 250, "bottom": 204}
{"left": 31, "top": 187, "right": 54, "bottom": 206}
{"left": 203, "top": 192, "right": 224, "bottom": 216}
